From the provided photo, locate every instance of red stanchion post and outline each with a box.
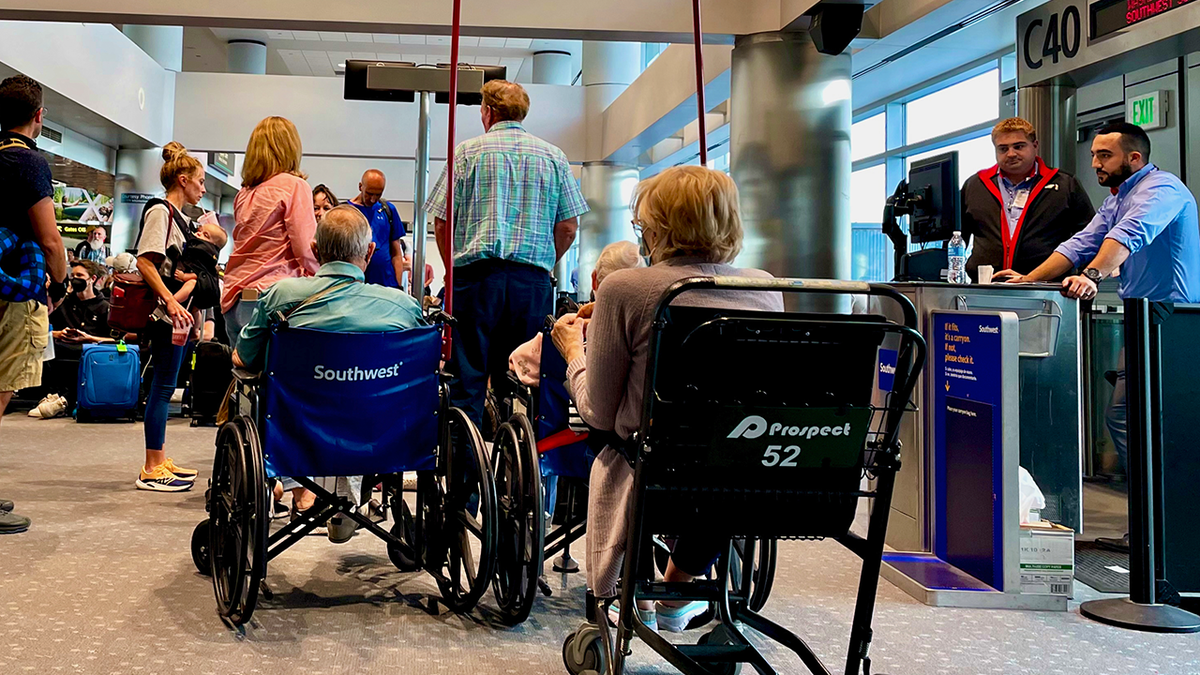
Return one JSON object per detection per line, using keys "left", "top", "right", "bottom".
{"left": 692, "top": 0, "right": 708, "bottom": 165}
{"left": 442, "top": 0, "right": 462, "bottom": 361}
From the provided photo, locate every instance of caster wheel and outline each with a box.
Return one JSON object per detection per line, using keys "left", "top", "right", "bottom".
{"left": 563, "top": 624, "right": 606, "bottom": 675}
{"left": 191, "top": 518, "right": 211, "bottom": 575}
{"left": 698, "top": 625, "right": 744, "bottom": 675}
{"left": 387, "top": 499, "right": 420, "bottom": 572}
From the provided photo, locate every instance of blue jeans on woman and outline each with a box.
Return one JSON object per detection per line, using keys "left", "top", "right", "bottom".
{"left": 144, "top": 321, "right": 187, "bottom": 451}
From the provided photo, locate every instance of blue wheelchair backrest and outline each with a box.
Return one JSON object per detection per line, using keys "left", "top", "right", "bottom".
{"left": 536, "top": 328, "right": 593, "bottom": 479}
{"left": 261, "top": 325, "right": 441, "bottom": 479}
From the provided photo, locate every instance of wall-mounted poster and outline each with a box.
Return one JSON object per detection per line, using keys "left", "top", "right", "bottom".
{"left": 43, "top": 151, "right": 116, "bottom": 241}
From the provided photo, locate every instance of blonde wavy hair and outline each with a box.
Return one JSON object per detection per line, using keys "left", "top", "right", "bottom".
{"left": 241, "top": 116, "right": 306, "bottom": 188}
{"left": 633, "top": 165, "right": 743, "bottom": 264}
{"left": 481, "top": 80, "right": 530, "bottom": 123}
{"left": 159, "top": 141, "right": 203, "bottom": 191}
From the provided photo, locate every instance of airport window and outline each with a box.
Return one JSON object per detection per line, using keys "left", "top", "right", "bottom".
{"left": 851, "top": 113, "right": 886, "bottom": 161}
{"left": 906, "top": 134, "right": 996, "bottom": 189}
{"left": 850, "top": 164, "right": 887, "bottom": 225}
{"left": 904, "top": 69, "right": 1000, "bottom": 145}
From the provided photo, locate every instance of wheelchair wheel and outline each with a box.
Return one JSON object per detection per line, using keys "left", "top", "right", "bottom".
{"left": 431, "top": 407, "right": 497, "bottom": 613}
{"left": 562, "top": 623, "right": 607, "bottom": 675}
{"left": 209, "top": 417, "right": 269, "bottom": 626}
{"left": 491, "top": 415, "right": 544, "bottom": 625}
{"left": 735, "top": 537, "right": 777, "bottom": 612}
{"left": 191, "top": 518, "right": 211, "bottom": 575}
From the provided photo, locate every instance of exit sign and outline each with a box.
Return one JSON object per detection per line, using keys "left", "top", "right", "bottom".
{"left": 1128, "top": 91, "right": 1167, "bottom": 131}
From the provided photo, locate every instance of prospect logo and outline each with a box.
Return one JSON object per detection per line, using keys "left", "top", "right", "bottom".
{"left": 313, "top": 363, "right": 403, "bottom": 382}
{"left": 728, "top": 415, "right": 853, "bottom": 440}
{"left": 728, "top": 415, "right": 769, "bottom": 439}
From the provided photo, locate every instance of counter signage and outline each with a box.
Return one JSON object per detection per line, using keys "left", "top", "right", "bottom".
{"left": 932, "top": 311, "right": 1007, "bottom": 590}
{"left": 210, "top": 151, "right": 234, "bottom": 176}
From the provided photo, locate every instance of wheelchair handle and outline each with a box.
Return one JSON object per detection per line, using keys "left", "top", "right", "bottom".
{"left": 656, "top": 276, "right": 919, "bottom": 331}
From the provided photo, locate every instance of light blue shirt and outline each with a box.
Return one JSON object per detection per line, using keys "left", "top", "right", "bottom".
{"left": 424, "top": 121, "right": 589, "bottom": 272}
{"left": 996, "top": 171, "right": 1039, "bottom": 236}
{"left": 1054, "top": 164, "right": 1200, "bottom": 303}
{"left": 237, "top": 261, "right": 425, "bottom": 372}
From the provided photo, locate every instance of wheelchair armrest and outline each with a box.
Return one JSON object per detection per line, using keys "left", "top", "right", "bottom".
{"left": 232, "top": 367, "right": 262, "bottom": 384}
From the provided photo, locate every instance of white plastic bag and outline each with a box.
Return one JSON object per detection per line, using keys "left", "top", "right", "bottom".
{"left": 1018, "top": 467, "right": 1046, "bottom": 524}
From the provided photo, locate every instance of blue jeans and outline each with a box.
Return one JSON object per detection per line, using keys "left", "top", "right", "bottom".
{"left": 222, "top": 298, "right": 257, "bottom": 353}
{"left": 449, "top": 260, "right": 553, "bottom": 427}
{"left": 143, "top": 322, "right": 186, "bottom": 451}
{"left": 1106, "top": 357, "right": 1128, "bottom": 475}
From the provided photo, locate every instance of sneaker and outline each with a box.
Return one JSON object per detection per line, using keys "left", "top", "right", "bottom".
{"left": 162, "top": 458, "right": 198, "bottom": 481}
{"left": 655, "top": 601, "right": 709, "bottom": 633}
{"left": 0, "top": 511, "right": 30, "bottom": 534}
{"left": 327, "top": 514, "right": 357, "bottom": 544}
{"left": 608, "top": 601, "right": 658, "bottom": 632}
{"left": 28, "top": 393, "right": 57, "bottom": 417}
{"left": 36, "top": 394, "right": 67, "bottom": 420}
{"left": 135, "top": 465, "right": 195, "bottom": 492}
{"left": 0, "top": 498, "right": 13, "bottom": 512}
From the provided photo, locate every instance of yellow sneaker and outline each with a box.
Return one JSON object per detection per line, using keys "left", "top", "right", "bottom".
{"left": 163, "top": 458, "right": 198, "bottom": 481}
{"left": 136, "top": 465, "right": 194, "bottom": 492}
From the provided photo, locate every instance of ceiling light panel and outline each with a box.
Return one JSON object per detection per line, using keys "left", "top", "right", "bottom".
{"left": 504, "top": 38, "right": 533, "bottom": 49}
{"left": 346, "top": 33, "right": 375, "bottom": 43}
{"left": 319, "top": 31, "right": 347, "bottom": 42}
{"left": 459, "top": 36, "right": 479, "bottom": 47}
{"left": 478, "top": 37, "right": 505, "bottom": 48}
{"left": 266, "top": 30, "right": 294, "bottom": 40}
{"left": 303, "top": 50, "right": 335, "bottom": 75}
{"left": 399, "top": 35, "right": 426, "bottom": 45}
{"left": 278, "top": 49, "right": 313, "bottom": 76}
{"left": 292, "top": 30, "right": 322, "bottom": 41}
{"left": 427, "top": 35, "right": 450, "bottom": 46}
{"left": 373, "top": 34, "right": 400, "bottom": 44}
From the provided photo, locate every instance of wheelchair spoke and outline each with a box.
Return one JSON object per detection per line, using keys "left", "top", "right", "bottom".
{"left": 457, "top": 510, "right": 484, "bottom": 538}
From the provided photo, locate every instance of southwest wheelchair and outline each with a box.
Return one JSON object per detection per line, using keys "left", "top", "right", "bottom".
{"left": 190, "top": 321, "right": 497, "bottom": 627}
{"left": 562, "top": 277, "right": 925, "bottom": 675}
{"left": 490, "top": 314, "right": 780, "bottom": 627}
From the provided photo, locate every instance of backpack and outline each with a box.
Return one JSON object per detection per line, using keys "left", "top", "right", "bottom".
{"left": 107, "top": 199, "right": 190, "bottom": 333}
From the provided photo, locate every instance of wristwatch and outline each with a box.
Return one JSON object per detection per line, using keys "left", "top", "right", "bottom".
{"left": 1082, "top": 267, "right": 1104, "bottom": 284}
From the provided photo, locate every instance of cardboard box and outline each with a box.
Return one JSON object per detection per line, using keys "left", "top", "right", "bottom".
{"left": 1019, "top": 521, "right": 1074, "bottom": 597}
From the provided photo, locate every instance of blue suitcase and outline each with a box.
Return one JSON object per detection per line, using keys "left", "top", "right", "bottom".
{"left": 76, "top": 343, "right": 140, "bottom": 422}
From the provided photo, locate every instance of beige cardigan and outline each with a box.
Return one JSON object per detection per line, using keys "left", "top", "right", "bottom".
{"left": 564, "top": 258, "right": 783, "bottom": 597}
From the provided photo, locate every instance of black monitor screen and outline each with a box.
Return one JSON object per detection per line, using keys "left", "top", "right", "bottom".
{"left": 907, "top": 151, "right": 960, "bottom": 244}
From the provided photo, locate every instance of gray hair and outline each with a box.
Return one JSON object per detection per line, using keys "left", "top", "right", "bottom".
{"left": 594, "top": 240, "right": 645, "bottom": 288}
{"left": 315, "top": 205, "right": 373, "bottom": 264}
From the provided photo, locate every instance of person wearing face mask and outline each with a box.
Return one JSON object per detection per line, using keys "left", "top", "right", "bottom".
{"left": 997, "top": 122, "right": 1200, "bottom": 552}
{"left": 27, "top": 259, "right": 114, "bottom": 419}
{"left": 959, "top": 117, "right": 1095, "bottom": 282}
{"left": 72, "top": 226, "right": 110, "bottom": 264}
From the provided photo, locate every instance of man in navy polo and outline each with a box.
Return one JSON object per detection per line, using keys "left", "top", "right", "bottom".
{"left": 349, "top": 169, "right": 410, "bottom": 289}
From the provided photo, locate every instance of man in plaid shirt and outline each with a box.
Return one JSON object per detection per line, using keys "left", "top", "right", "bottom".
{"left": 426, "top": 80, "right": 588, "bottom": 426}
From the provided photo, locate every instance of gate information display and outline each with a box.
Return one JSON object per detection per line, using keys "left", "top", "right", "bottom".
{"left": 1091, "top": 0, "right": 1197, "bottom": 39}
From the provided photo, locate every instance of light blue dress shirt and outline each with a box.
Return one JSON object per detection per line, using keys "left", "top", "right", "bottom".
{"left": 237, "top": 261, "right": 426, "bottom": 372}
{"left": 1054, "top": 164, "right": 1200, "bottom": 303}
{"left": 996, "top": 171, "right": 1039, "bottom": 236}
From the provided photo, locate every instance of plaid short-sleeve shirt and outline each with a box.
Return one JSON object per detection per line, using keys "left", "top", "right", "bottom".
{"left": 425, "top": 121, "right": 589, "bottom": 272}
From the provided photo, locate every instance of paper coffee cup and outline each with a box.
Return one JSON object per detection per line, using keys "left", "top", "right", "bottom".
{"left": 978, "top": 265, "right": 994, "bottom": 284}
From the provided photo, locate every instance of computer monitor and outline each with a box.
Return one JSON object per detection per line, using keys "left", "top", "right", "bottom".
{"left": 907, "top": 151, "right": 960, "bottom": 244}
{"left": 343, "top": 62, "right": 507, "bottom": 105}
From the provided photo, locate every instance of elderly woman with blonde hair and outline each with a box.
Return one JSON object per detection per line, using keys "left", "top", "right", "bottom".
{"left": 551, "top": 165, "right": 783, "bottom": 632}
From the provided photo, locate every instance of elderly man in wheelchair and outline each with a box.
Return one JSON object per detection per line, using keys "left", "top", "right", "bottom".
{"left": 192, "top": 205, "right": 497, "bottom": 627}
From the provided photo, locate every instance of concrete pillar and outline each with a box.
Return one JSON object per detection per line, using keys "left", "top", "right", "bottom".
{"left": 122, "top": 25, "right": 183, "bottom": 72}
{"left": 730, "top": 32, "right": 852, "bottom": 304}
{"left": 228, "top": 40, "right": 267, "bottom": 75}
{"left": 532, "top": 50, "right": 572, "bottom": 86}
{"left": 1019, "top": 84, "right": 1077, "bottom": 177}
{"left": 576, "top": 41, "right": 642, "bottom": 294}
{"left": 113, "top": 149, "right": 165, "bottom": 253}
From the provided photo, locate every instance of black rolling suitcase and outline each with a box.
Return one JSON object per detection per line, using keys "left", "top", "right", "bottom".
{"left": 189, "top": 340, "right": 232, "bottom": 427}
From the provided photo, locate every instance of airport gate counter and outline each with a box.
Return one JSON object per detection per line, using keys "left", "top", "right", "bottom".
{"left": 864, "top": 280, "right": 1082, "bottom": 610}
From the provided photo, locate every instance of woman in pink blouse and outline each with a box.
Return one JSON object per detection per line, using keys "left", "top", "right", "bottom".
{"left": 222, "top": 116, "right": 320, "bottom": 347}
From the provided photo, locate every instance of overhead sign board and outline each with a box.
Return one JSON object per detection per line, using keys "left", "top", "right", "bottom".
{"left": 1128, "top": 90, "right": 1167, "bottom": 130}
{"left": 1018, "top": 0, "right": 1200, "bottom": 87}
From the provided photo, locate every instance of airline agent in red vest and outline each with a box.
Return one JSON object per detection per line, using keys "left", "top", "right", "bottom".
{"left": 960, "top": 118, "right": 1095, "bottom": 281}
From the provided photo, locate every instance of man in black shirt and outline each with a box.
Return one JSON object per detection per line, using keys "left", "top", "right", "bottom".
{"left": 51, "top": 259, "right": 110, "bottom": 340}
{"left": 0, "top": 74, "right": 65, "bottom": 535}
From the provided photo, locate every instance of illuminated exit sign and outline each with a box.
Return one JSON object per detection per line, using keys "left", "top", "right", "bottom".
{"left": 1128, "top": 91, "right": 1167, "bottom": 131}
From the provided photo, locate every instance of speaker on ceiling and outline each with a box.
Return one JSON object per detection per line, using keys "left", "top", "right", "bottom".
{"left": 810, "top": 3, "right": 864, "bottom": 56}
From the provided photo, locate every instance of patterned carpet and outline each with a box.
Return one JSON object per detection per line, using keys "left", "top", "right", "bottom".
{"left": 1, "top": 413, "right": 1198, "bottom": 675}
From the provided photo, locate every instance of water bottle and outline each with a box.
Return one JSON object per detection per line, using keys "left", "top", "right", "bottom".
{"left": 947, "top": 231, "right": 967, "bottom": 284}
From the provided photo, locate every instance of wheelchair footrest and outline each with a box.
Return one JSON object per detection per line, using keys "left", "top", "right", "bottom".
{"left": 635, "top": 580, "right": 723, "bottom": 603}
{"left": 677, "top": 643, "right": 756, "bottom": 662}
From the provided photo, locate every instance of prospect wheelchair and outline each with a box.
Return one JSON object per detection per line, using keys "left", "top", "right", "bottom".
{"left": 562, "top": 277, "right": 925, "bottom": 675}
{"left": 492, "top": 315, "right": 780, "bottom": 627}
{"left": 190, "top": 322, "right": 497, "bottom": 627}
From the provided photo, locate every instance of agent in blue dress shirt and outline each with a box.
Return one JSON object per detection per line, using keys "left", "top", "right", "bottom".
{"left": 997, "top": 121, "right": 1200, "bottom": 551}
{"left": 349, "top": 169, "right": 409, "bottom": 289}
